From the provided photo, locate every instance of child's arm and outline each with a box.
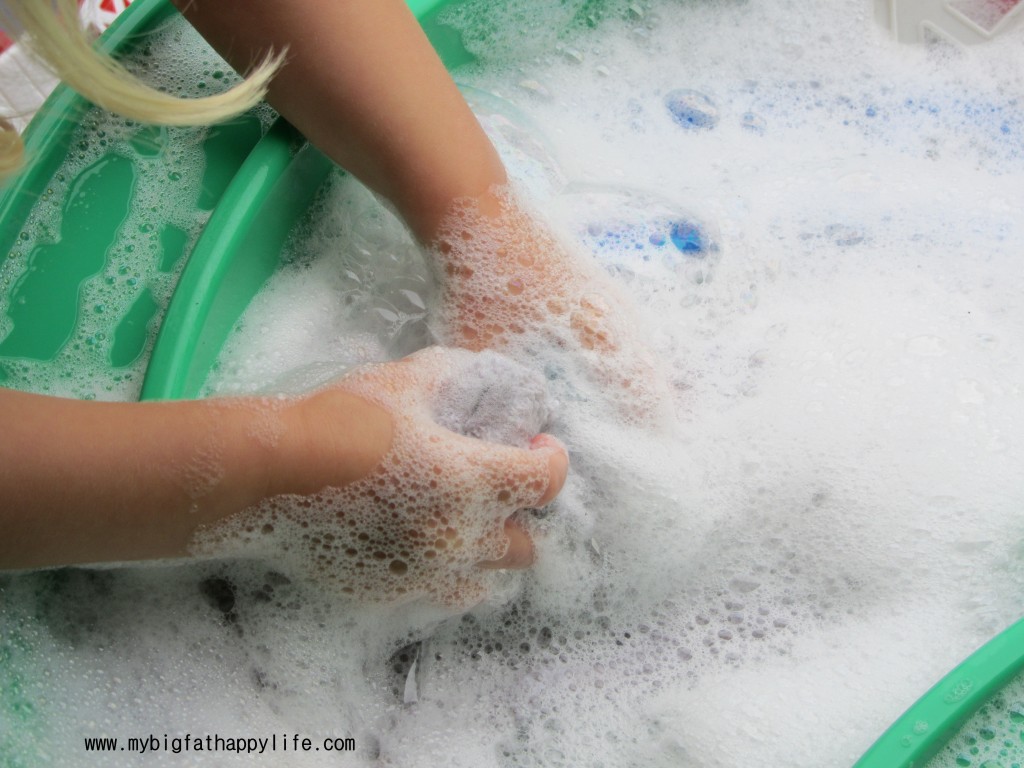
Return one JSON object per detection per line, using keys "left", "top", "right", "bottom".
{"left": 175, "top": 0, "right": 675, "bottom": 422}
{"left": 172, "top": 0, "right": 507, "bottom": 243}
{"left": 0, "top": 385, "right": 387, "bottom": 569}
{"left": 0, "top": 359, "right": 567, "bottom": 572}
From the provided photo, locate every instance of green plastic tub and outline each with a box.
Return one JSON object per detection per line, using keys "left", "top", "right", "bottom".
{"left": 1, "top": 1, "right": 1022, "bottom": 766}
{"left": 0, "top": 0, "right": 468, "bottom": 400}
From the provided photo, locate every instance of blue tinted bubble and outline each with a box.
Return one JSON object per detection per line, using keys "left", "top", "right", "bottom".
{"left": 670, "top": 220, "right": 706, "bottom": 255}
{"left": 554, "top": 188, "right": 720, "bottom": 287}
{"left": 741, "top": 111, "right": 767, "bottom": 134}
{"left": 665, "top": 89, "right": 719, "bottom": 131}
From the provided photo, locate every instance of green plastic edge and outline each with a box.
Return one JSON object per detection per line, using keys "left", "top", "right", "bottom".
{"left": 0, "top": 0, "right": 174, "bottom": 251}
{"left": 138, "top": 0, "right": 468, "bottom": 401}
{"left": 853, "top": 614, "right": 1024, "bottom": 768}
{"left": 137, "top": 119, "right": 327, "bottom": 399}
{"left": 0, "top": 0, "right": 273, "bottom": 369}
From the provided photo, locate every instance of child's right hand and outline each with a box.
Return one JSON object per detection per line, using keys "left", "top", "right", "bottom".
{"left": 430, "top": 191, "right": 676, "bottom": 426}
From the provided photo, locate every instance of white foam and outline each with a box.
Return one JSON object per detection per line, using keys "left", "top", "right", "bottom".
{"left": 194, "top": 347, "right": 557, "bottom": 607}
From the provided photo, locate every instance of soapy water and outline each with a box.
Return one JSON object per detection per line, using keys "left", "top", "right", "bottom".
{"left": 925, "top": 670, "right": 1024, "bottom": 768}
{"left": 3, "top": 0, "right": 1024, "bottom": 766}
{"left": 0, "top": 19, "right": 275, "bottom": 400}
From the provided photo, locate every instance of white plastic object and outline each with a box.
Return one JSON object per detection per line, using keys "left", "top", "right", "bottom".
{"left": 874, "top": 0, "right": 1024, "bottom": 44}
{"left": 0, "top": 0, "right": 129, "bottom": 130}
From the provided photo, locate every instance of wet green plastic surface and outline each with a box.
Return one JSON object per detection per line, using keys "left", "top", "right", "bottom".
{"left": 0, "top": 153, "right": 136, "bottom": 360}
{"left": 853, "top": 616, "right": 1024, "bottom": 768}
{"left": 0, "top": 0, "right": 464, "bottom": 399}
{"left": 0, "top": 0, "right": 271, "bottom": 384}
{"left": 0, "top": 0, "right": 173, "bottom": 366}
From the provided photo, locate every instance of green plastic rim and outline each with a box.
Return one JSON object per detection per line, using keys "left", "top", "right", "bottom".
{"left": 137, "top": 119, "right": 332, "bottom": 400}
{"left": 0, "top": 0, "right": 175, "bottom": 258}
{"left": 854, "top": 615, "right": 1024, "bottom": 767}
{"left": 138, "top": 0, "right": 469, "bottom": 400}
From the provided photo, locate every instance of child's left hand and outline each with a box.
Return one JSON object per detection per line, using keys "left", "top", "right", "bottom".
{"left": 193, "top": 347, "right": 569, "bottom": 605}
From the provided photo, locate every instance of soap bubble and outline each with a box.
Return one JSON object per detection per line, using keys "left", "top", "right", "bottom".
{"left": 547, "top": 183, "right": 721, "bottom": 289}
{"left": 741, "top": 111, "right": 767, "bottom": 134}
{"left": 665, "top": 88, "right": 719, "bottom": 131}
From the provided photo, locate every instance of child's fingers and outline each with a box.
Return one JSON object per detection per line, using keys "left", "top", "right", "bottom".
{"left": 527, "top": 434, "right": 569, "bottom": 507}
{"left": 464, "top": 432, "right": 568, "bottom": 512}
{"left": 477, "top": 517, "right": 534, "bottom": 570}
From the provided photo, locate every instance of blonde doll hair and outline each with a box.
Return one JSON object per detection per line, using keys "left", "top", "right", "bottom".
{"left": 0, "top": 0, "right": 283, "bottom": 178}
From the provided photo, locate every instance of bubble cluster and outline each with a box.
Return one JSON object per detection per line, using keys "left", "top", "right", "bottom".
{"left": 195, "top": 348, "right": 555, "bottom": 607}
{"left": 926, "top": 672, "right": 1024, "bottom": 768}
{"left": 665, "top": 88, "right": 719, "bottom": 131}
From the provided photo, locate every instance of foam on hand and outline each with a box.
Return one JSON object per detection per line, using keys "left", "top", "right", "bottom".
{"left": 193, "top": 348, "right": 555, "bottom": 607}
{"left": 429, "top": 186, "right": 677, "bottom": 428}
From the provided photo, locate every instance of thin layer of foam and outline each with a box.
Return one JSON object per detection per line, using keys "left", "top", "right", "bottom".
{"left": 208, "top": 176, "right": 434, "bottom": 396}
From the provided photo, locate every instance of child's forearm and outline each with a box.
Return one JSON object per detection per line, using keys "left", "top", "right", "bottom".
{"left": 0, "top": 387, "right": 392, "bottom": 570}
{"left": 0, "top": 350, "right": 568, "bottom": 582}
{"left": 173, "top": 0, "right": 508, "bottom": 242}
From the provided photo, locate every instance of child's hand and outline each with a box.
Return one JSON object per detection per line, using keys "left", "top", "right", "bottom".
{"left": 431, "top": 191, "right": 675, "bottom": 425}
{"left": 193, "top": 347, "right": 568, "bottom": 606}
